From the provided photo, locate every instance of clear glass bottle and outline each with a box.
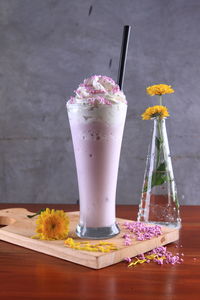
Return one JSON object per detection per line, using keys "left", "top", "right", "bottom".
{"left": 137, "top": 117, "right": 181, "bottom": 228}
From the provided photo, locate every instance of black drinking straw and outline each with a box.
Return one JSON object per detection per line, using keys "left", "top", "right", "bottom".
{"left": 117, "top": 25, "right": 131, "bottom": 90}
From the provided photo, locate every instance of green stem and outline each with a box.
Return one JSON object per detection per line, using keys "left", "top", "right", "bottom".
{"left": 159, "top": 95, "right": 163, "bottom": 106}
{"left": 156, "top": 119, "right": 163, "bottom": 168}
{"left": 27, "top": 208, "right": 46, "bottom": 218}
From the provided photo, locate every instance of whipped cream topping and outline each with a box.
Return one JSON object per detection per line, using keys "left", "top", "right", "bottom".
{"left": 68, "top": 75, "right": 127, "bottom": 105}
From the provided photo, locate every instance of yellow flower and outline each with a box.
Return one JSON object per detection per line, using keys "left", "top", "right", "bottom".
{"left": 141, "top": 105, "right": 170, "bottom": 120}
{"left": 146, "top": 84, "right": 174, "bottom": 96}
{"left": 33, "top": 208, "right": 69, "bottom": 240}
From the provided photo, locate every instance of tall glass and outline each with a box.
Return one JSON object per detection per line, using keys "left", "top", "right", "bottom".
{"left": 67, "top": 102, "right": 127, "bottom": 239}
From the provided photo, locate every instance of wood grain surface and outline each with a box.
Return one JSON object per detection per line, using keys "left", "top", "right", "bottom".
{"left": 0, "top": 204, "right": 200, "bottom": 300}
{"left": 0, "top": 208, "right": 179, "bottom": 269}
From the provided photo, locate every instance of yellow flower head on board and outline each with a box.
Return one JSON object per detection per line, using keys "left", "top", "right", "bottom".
{"left": 141, "top": 105, "right": 170, "bottom": 120}
{"left": 33, "top": 208, "right": 69, "bottom": 240}
{"left": 146, "top": 84, "right": 174, "bottom": 96}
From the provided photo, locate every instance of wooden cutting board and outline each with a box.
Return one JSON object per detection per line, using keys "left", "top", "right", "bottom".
{"left": 0, "top": 208, "right": 179, "bottom": 269}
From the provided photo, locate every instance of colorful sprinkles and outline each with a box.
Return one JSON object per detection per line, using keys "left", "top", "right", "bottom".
{"left": 122, "top": 221, "right": 183, "bottom": 266}
{"left": 122, "top": 221, "right": 162, "bottom": 245}
{"left": 125, "top": 246, "right": 184, "bottom": 267}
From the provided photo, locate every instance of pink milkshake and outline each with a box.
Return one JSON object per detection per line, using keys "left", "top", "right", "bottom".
{"left": 67, "top": 75, "right": 127, "bottom": 239}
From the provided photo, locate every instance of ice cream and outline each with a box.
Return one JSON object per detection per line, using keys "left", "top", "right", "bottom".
{"left": 67, "top": 75, "right": 127, "bottom": 239}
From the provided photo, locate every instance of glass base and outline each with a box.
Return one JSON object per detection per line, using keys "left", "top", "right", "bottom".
{"left": 76, "top": 223, "right": 120, "bottom": 240}
{"left": 147, "top": 221, "right": 181, "bottom": 229}
{"left": 137, "top": 218, "right": 181, "bottom": 229}
{"left": 137, "top": 201, "right": 181, "bottom": 229}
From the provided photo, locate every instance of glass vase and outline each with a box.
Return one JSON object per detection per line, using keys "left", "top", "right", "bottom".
{"left": 137, "top": 118, "right": 181, "bottom": 228}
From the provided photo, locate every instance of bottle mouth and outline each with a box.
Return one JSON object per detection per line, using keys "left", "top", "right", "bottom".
{"left": 151, "top": 116, "right": 167, "bottom": 120}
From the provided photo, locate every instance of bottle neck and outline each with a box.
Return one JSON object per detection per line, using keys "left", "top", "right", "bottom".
{"left": 153, "top": 117, "right": 166, "bottom": 126}
{"left": 153, "top": 118, "right": 166, "bottom": 139}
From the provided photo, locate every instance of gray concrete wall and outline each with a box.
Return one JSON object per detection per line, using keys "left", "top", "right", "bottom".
{"left": 0, "top": 0, "right": 199, "bottom": 205}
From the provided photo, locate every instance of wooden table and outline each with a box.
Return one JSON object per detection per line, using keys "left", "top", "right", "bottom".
{"left": 0, "top": 204, "right": 199, "bottom": 300}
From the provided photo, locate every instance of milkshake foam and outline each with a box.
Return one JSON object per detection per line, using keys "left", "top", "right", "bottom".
{"left": 68, "top": 75, "right": 126, "bottom": 105}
